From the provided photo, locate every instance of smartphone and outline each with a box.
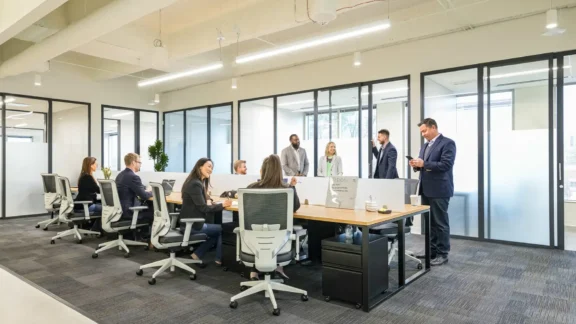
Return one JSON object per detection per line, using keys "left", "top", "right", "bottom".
{"left": 406, "top": 155, "right": 414, "bottom": 160}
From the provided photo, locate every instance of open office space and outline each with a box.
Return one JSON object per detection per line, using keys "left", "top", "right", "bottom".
{"left": 1, "top": 0, "right": 576, "bottom": 323}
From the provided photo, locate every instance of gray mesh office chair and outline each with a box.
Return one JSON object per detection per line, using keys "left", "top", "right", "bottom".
{"left": 229, "top": 188, "right": 308, "bottom": 316}
{"left": 50, "top": 177, "right": 101, "bottom": 244}
{"left": 369, "top": 179, "right": 422, "bottom": 269}
{"left": 136, "top": 182, "right": 207, "bottom": 285}
{"left": 91, "top": 180, "right": 149, "bottom": 258}
{"left": 36, "top": 174, "right": 62, "bottom": 230}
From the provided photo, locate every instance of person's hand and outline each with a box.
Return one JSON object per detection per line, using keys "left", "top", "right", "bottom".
{"left": 222, "top": 200, "right": 232, "bottom": 208}
{"left": 409, "top": 158, "right": 424, "bottom": 168}
{"left": 290, "top": 177, "right": 297, "bottom": 187}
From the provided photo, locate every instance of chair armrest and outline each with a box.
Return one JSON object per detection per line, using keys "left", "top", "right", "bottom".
{"left": 129, "top": 206, "right": 148, "bottom": 211}
{"left": 234, "top": 228, "right": 240, "bottom": 261}
{"left": 180, "top": 218, "right": 205, "bottom": 246}
{"left": 170, "top": 213, "right": 179, "bottom": 229}
{"left": 180, "top": 218, "right": 205, "bottom": 223}
{"left": 75, "top": 200, "right": 93, "bottom": 204}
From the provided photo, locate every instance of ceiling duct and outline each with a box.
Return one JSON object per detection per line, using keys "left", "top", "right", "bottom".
{"left": 309, "top": 0, "right": 337, "bottom": 25}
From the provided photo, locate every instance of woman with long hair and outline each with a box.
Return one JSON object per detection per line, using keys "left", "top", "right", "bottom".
{"left": 317, "top": 141, "right": 343, "bottom": 177}
{"left": 76, "top": 157, "right": 102, "bottom": 215}
{"left": 179, "top": 158, "right": 231, "bottom": 266}
{"left": 246, "top": 154, "right": 300, "bottom": 280}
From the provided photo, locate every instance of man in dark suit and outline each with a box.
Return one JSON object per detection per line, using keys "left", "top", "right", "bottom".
{"left": 115, "top": 153, "right": 153, "bottom": 224}
{"left": 409, "top": 118, "right": 456, "bottom": 266}
{"left": 372, "top": 129, "right": 399, "bottom": 179}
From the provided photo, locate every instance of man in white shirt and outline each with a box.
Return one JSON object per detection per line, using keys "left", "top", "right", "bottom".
{"left": 280, "top": 134, "right": 309, "bottom": 176}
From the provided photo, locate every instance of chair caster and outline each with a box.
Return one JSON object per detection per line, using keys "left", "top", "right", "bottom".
{"left": 189, "top": 274, "right": 196, "bottom": 280}
{"left": 77, "top": 240, "right": 82, "bottom": 244}
{"left": 43, "top": 227, "right": 48, "bottom": 231}
{"left": 35, "top": 225, "right": 40, "bottom": 228}
{"left": 240, "top": 285, "right": 247, "bottom": 291}
{"left": 301, "top": 295, "right": 308, "bottom": 301}
{"left": 223, "top": 267, "right": 228, "bottom": 272}
{"left": 417, "top": 263, "right": 423, "bottom": 270}
{"left": 324, "top": 296, "right": 330, "bottom": 302}
{"left": 136, "top": 269, "right": 143, "bottom": 276}
{"left": 240, "top": 272, "right": 245, "bottom": 278}
{"left": 355, "top": 303, "right": 362, "bottom": 309}
{"left": 148, "top": 278, "right": 156, "bottom": 285}
{"left": 50, "top": 240, "right": 55, "bottom": 245}
{"left": 124, "top": 253, "right": 130, "bottom": 258}
{"left": 92, "top": 253, "right": 98, "bottom": 259}
{"left": 272, "top": 308, "right": 281, "bottom": 316}
{"left": 229, "top": 301, "right": 238, "bottom": 309}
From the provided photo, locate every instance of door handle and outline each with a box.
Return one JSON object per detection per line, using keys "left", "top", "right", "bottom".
{"left": 559, "top": 163, "right": 562, "bottom": 181}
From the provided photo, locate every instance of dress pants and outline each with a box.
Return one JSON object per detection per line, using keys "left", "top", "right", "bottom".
{"left": 421, "top": 195, "right": 450, "bottom": 257}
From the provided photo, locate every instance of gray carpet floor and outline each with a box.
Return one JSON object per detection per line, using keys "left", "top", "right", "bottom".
{"left": 2, "top": 216, "right": 576, "bottom": 324}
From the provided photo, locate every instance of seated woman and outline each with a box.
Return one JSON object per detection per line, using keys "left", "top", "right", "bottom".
{"left": 76, "top": 157, "right": 102, "bottom": 215}
{"left": 247, "top": 154, "right": 300, "bottom": 280}
{"left": 179, "top": 158, "right": 231, "bottom": 266}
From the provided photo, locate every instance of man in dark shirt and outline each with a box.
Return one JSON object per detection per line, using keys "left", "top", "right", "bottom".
{"left": 115, "top": 153, "right": 153, "bottom": 224}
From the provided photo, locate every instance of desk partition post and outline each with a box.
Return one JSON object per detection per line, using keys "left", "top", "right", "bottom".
{"left": 424, "top": 211, "right": 431, "bottom": 269}
{"left": 361, "top": 225, "right": 369, "bottom": 311}
{"left": 397, "top": 220, "right": 405, "bottom": 286}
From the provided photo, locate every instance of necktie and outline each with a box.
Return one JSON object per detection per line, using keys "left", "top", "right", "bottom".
{"left": 424, "top": 143, "right": 431, "bottom": 160}
{"left": 378, "top": 146, "right": 383, "bottom": 163}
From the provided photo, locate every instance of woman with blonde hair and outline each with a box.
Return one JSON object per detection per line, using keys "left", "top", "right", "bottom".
{"left": 317, "top": 141, "right": 343, "bottom": 177}
{"left": 246, "top": 154, "right": 300, "bottom": 280}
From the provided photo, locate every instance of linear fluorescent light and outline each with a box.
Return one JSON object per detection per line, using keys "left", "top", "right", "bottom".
{"left": 14, "top": 123, "right": 28, "bottom": 127}
{"left": 361, "top": 87, "right": 409, "bottom": 96}
{"left": 296, "top": 104, "right": 359, "bottom": 113}
{"left": 236, "top": 20, "right": 391, "bottom": 64}
{"left": 138, "top": 62, "right": 224, "bottom": 87}
{"left": 7, "top": 103, "right": 31, "bottom": 107}
{"left": 6, "top": 111, "right": 33, "bottom": 119}
{"left": 489, "top": 65, "right": 570, "bottom": 79}
{"left": 278, "top": 99, "right": 315, "bottom": 107}
{"left": 112, "top": 112, "right": 133, "bottom": 117}
{"left": 4, "top": 98, "right": 15, "bottom": 103}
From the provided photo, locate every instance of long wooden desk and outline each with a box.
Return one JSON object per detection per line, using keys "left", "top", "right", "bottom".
{"left": 164, "top": 192, "right": 431, "bottom": 312}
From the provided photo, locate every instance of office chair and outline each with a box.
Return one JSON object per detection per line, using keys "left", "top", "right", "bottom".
{"left": 136, "top": 182, "right": 207, "bottom": 285}
{"left": 36, "top": 174, "right": 62, "bottom": 230}
{"left": 50, "top": 177, "right": 101, "bottom": 244}
{"left": 229, "top": 188, "right": 308, "bottom": 316}
{"left": 91, "top": 180, "right": 149, "bottom": 258}
{"left": 369, "top": 179, "right": 422, "bottom": 269}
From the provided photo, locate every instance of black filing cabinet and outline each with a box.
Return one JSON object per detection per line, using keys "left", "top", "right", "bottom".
{"left": 322, "top": 232, "right": 388, "bottom": 308}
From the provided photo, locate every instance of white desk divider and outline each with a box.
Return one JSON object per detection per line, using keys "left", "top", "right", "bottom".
{"left": 209, "top": 174, "right": 259, "bottom": 195}
{"left": 355, "top": 178, "right": 406, "bottom": 212}
{"left": 294, "top": 177, "right": 329, "bottom": 206}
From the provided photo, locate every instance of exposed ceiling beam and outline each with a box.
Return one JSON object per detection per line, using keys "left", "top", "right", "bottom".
{"left": 0, "top": 0, "right": 179, "bottom": 78}
{"left": 0, "top": 0, "right": 68, "bottom": 46}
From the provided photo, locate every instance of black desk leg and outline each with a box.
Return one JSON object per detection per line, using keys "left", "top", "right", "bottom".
{"left": 397, "top": 220, "right": 405, "bottom": 286}
{"left": 361, "top": 226, "right": 370, "bottom": 311}
{"left": 424, "top": 211, "right": 431, "bottom": 269}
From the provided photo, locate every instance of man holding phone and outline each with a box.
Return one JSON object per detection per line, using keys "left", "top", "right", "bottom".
{"left": 371, "top": 129, "right": 398, "bottom": 179}
{"left": 409, "top": 118, "right": 456, "bottom": 266}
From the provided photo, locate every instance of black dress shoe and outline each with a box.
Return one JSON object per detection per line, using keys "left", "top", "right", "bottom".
{"left": 430, "top": 256, "right": 448, "bottom": 266}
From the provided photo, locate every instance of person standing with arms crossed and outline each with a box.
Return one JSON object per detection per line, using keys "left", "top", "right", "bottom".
{"left": 281, "top": 134, "right": 309, "bottom": 176}
{"left": 372, "top": 129, "right": 399, "bottom": 179}
{"left": 409, "top": 118, "right": 456, "bottom": 266}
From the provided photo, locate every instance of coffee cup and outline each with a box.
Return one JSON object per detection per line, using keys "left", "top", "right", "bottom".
{"left": 410, "top": 195, "right": 421, "bottom": 206}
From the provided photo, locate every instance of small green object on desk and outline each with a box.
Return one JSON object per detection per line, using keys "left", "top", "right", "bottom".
{"left": 378, "top": 205, "right": 392, "bottom": 214}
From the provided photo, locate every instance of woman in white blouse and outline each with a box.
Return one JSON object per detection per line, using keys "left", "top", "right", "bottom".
{"left": 317, "top": 142, "right": 343, "bottom": 177}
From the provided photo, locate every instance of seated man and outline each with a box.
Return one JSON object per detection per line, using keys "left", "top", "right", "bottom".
{"left": 233, "top": 160, "right": 247, "bottom": 175}
{"left": 115, "top": 153, "right": 153, "bottom": 226}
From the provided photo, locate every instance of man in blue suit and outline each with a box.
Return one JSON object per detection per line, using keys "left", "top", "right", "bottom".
{"left": 115, "top": 153, "right": 153, "bottom": 224}
{"left": 372, "top": 129, "right": 399, "bottom": 179}
{"left": 409, "top": 118, "right": 456, "bottom": 266}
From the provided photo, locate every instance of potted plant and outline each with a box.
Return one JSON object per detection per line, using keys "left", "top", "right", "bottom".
{"left": 102, "top": 167, "right": 112, "bottom": 180}
{"left": 148, "top": 139, "right": 169, "bottom": 172}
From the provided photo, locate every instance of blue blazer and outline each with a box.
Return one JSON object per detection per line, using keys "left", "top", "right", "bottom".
{"left": 115, "top": 168, "right": 152, "bottom": 218}
{"left": 372, "top": 142, "right": 399, "bottom": 179}
{"left": 416, "top": 135, "right": 456, "bottom": 198}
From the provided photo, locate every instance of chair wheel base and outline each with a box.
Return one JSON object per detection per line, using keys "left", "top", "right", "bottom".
{"left": 136, "top": 269, "right": 143, "bottom": 276}
{"left": 77, "top": 240, "right": 82, "bottom": 244}
{"left": 50, "top": 240, "right": 55, "bottom": 245}
{"left": 355, "top": 303, "right": 362, "bottom": 309}
{"left": 124, "top": 253, "right": 130, "bottom": 258}
{"left": 301, "top": 295, "right": 308, "bottom": 301}
{"left": 324, "top": 296, "right": 330, "bottom": 302}
{"left": 148, "top": 278, "right": 156, "bottom": 285}
{"left": 92, "top": 253, "right": 98, "bottom": 259}
{"left": 273, "top": 308, "right": 281, "bottom": 316}
{"left": 35, "top": 225, "right": 40, "bottom": 229}
{"left": 240, "top": 285, "right": 247, "bottom": 291}
{"left": 417, "top": 263, "right": 423, "bottom": 270}
{"left": 189, "top": 274, "right": 196, "bottom": 280}
{"left": 230, "top": 301, "right": 238, "bottom": 309}
{"left": 43, "top": 227, "right": 48, "bottom": 231}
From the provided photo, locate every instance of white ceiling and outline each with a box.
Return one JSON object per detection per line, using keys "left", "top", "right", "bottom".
{"left": 1, "top": 0, "right": 576, "bottom": 93}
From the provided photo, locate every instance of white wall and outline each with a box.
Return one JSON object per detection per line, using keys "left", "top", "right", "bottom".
{"left": 53, "top": 107, "right": 89, "bottom": 186}
{"left": 514, "top": 86, "right": 549, "bottom": 130}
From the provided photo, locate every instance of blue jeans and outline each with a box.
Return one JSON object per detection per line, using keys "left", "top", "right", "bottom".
{"left": 89, "top": 203, "right": 102, "bottom": 215}
{"left": 191, "top": 224, "right": 222, "bottom": 262}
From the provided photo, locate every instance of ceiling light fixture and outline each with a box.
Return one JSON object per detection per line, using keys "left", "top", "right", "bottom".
{"left": 361, "top": 87, "right": 409, "bottom": 96}
{"left": 546, "top": 9, "right": 558, "bottom": 29}
{"left": 138, "top": 62, "right": 224, "bottom": 87}
{"left": 6, "top": 111, "right": 33, "bottom": 119}
{"left": 231, "top": 78, "right": 238, "bottom": 89}
{"left": 154, "top": 93, "right": 160, "bottom": 103}
{"left": 279, "top": 99, "right": 315, "bottom": 107}
{"left": 112, "top": 112, "right": 134, "bottom": 117}
{"left": 235, "top": 20, "right": 391, "bottom": 64}
{"left": 354, "top": 52, "right": 362, "bottom": 66}
{"left": 14, "top": 123, "right": 28, "bottom": 128}
{"left": 488, "top": 65, "right": 570, "bottom": 79}
{"left": 4, "top": 97, "right": 15, "bottom": 103}
{"left": 34, "top": 74, "right": 42, "bottom": 86}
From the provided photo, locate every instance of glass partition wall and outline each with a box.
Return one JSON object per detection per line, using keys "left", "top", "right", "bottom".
{"left": 164, "top": 103, "right": 232, "bottom": 173}
{"left": 238, "top": 77, "right": 410, "bottom": 178}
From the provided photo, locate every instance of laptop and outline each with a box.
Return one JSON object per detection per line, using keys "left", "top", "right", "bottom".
{"left": 161, "top": 179, "right": 176, "bottom": 196}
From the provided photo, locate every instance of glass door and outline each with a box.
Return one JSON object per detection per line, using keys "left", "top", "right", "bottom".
{"left": 561, "top": 54, "right": 576, "bottom": 250}
{"left": 486, "top": 58, "right": 554, "bottom": 245}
